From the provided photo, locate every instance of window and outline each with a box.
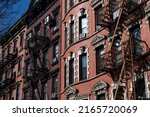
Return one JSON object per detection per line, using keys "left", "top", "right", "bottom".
{"left": 44, "top": 24, "right": 49, "bottom": 37}
{"left": 11, "top": 66, "right": 16, "bottom": 80}
{"left": 64, "top": 22, "right": 68, "bottom": 49}
{"left": 2, "top": 49, "right": 5, "bottom": 59}
{"left": 53, "top": 14, "right": 59, "bottom": 30}
{"left": 70, "top": 20, "right": 75, "bottom": 44}
{"left": 26, "top": 62, "right": 30, "bottom": 76}
{"left": 69, "top": 58, "right": 74, "bottom": 85}
{"left": 129, "top": 24, "right": 142, "bottom": 57}
{"left": 35, "top": 25, "right": 41, "bottom": 36}
{"left": 70, "top": 0, "right": 74, "bottom": 8}
{"left": 113, "top": 39, "right": 122, "bottom": 66}
{"left": 20, "top": 33, "right": 24, "bottom": 50}
{"left": 96, "top": 93, "right": 105, "bottom": 100}
{"left": 95, "top": 5, "right": 102, "bottom": 31}
{"left": 26, "top": 32, "right": 32, "bottom": 51}
{"left": 52, "top": 75, "right": 58, "bottom": 99}
{"left": 5, "top": 69, "right": 8, "bottom": 79}
{"left": 42, "top": 82, "right": 47, "bottom": 100}
{"left": 16, "top": 84, "right": 21, "bottom": 100}
{"left": 64, "top": 0, "right": 67, "bottom": 13}
{"left": 112, "top": 0, "right": 119, "bottom": 21}
{"left": 43, "top": 50, "right": 49, "bottom": 68}
{"left": 7, "top": 46, "right": 10, "bottom": 54}
{"left": 79, "top": 15, "right": 87, "bottom": 39}
{"left": 34, "top": 88, "right": 38, "bottom": 99}
{"left": 79, "top": 54, "right": 87, "bottom": 81}
{"left": 64, "top": 61, "right": 67, "bottom": 88}
{"left": 9, "top": 90, "right": 13, "bottom": 100}
{"left": 24, "top": 90, "right": 30, "bottom": 100}
{"left": 96, "top": 45, "right": 104, "bottom": 74}
{"left": 13, "top": 40, "right": 17, "bottom": 52}
{"left": 53, "top": 43, "right": 59, "bottom": 62}
{"left": 44, "top": 16, "right": 50, "bottom": 37}
{"left": 18, "top": 58, "right": 22, "bottom": 75}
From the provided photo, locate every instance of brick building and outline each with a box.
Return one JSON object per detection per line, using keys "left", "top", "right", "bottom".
{"left": 0, "top": 0, "right": 61, "bottom": 100}
{"left": 23, "top": 0, "right": 61, "bottom": 100}
{"left": 1, "top": 0, "right": 150, "bottom": 100}
{"left": 0, "top": 18, "right": 27, "bottom": 100}
{"left": 60, "top": 0, "right": 150, "bottom": 100}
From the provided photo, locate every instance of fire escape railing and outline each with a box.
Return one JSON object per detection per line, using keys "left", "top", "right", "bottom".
{"left": 0, "top": 48, "right": 18, "bottom": 70}
{"left": 24, "top": 28, "right": 51, "bottom": 99}
{"left": 0, "top": 72, "right": 16, "bottom": 90}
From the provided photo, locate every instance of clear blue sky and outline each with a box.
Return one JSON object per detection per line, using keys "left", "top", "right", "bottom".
{"left": 0, "top": 0, "right": 30, "bottom": 36}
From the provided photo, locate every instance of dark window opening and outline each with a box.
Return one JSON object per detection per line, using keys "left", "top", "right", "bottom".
{"left": 94, "top": 4, "right": 103, "bottom": 31}
{"left": 42, "top": 82, "right": 47, "bottom": 100}
{"left": 53, "top": 43, "right": 59, "bottom": 63}
{"left": 16, "top": 84, "right": 21, "bottom": 100}
{"left": 24, "top": 90, "right": 30, "bottom": 100}
{"left": 69, "top": 58, "right": 74, "bottom": 85}
{"left": 79, "top": 54, "right": 87, "bottom": 81}
{"left": 70, "top": 20, "right": 75, "bottom": 44}
{"left": 20, "top": 33, "right": 24, "bottom": 50}
{"left": 44, "top": 24, "right": 49, "bottom": 37}
{"left": 79, "top": 15, "right": 87, "bottom": 39}
{"left": 70, "top": 0, "right": 74, "bottom": 8}
{"left": 129, "top": 24, "right": 142, "bottom": 57}
{"left": 64, "top": 62, "right": 67, "bottom": 88}
{"left": 52, "top": 76, "right": 58, "bottom": 100}
{"left": 135, "top": 77, "right": 146, "bottom": 100}
{"left": 43, "top": 50, "right": 49, "bottom": 68}
{"left": 96, "top": 93, "right": 105, "bottom": 100}
{"left": 18, "top": 59, "right": 22, "bottom": 75}
{"left": 64, "top": 0, "right": 67, "bottom": 13}
{"left": 96, "top": 45, "right": 104, "bottom": 74}
{"left": 64, "top": 26, "right": 67, "bottom": 49}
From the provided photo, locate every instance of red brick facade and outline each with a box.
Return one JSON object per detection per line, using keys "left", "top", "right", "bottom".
{"left": 60, "top": 0, "right": 150, "bottom": 100}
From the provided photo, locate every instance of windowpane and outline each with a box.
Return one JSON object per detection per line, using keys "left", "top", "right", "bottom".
{"left": 79, "top": 15, "right": 87, "bottom": 34}
{"left": 96, "top": 93, "right": 105, "bottom": 100}
{"left": 18, "top": 59, "right": 22, "bottom": 74}
{"left": 64, "top": 0, "right": 67, "bottom": 13}
{"left": 42, "top": 82, "right": 47, "bottom": 100}
{"left": 44, "top": 24, "right": 49, "bottom": 37}
{"left": 20, "top": 33, "right": 24, "bottom": 49}
{"left": 69, "top": 59, "right": 74, "bottom": 84}
{"left": 96, "top": 45, "right": 104, "bottom": 74}
{"left": 64, "top": 27, "right": 67, "bottom": 49}
{"left": 70, "top": 21, "right": 74, "bottom": 44}
{"left": 16, "top": 84, "right": 20, "bottom": 100}
{"left": 79, "top": 54, "right": 87, "bottom": 80}
{"left": 70, "top": 0, "right": 74, "bottom": 8}
{"left": 53, "top": 44, "right": 59, "bottom": 59}
{"left": 52, "top": 76, "right": 58, "bottom": 93}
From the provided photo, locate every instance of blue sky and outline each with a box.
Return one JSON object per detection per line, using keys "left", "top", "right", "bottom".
{"left": 0, "top": 0, "right": 30, "bottom": 36}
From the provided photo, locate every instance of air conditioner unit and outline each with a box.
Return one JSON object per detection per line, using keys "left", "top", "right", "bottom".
{"left": 80, "top": 33, "right": 86, "bottom": 39}
{"left": 52, "top": 93, "right": 57, "bottom": 98}
{"left": 54, "top": 26, "right": 58, "bottom": 31}
{"left": 44, "top": 16, "right": 49, "bottom": 24}
{"left": 53, "top": 57, "right": 58, "bottom": 63}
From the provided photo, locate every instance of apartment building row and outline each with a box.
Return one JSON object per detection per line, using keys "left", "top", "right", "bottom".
{"left": 0, "top": 0, "right": 150, "bottom": 100}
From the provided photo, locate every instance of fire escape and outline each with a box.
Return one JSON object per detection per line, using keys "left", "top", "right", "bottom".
{"left": 0, "top": 47, "right": 18, "bottom": 99}
{"left": 24, "top": 28, "right": 51, "bottom": 100}
{"left": 94, "top": 0, "right": 150, "bottom": 99}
